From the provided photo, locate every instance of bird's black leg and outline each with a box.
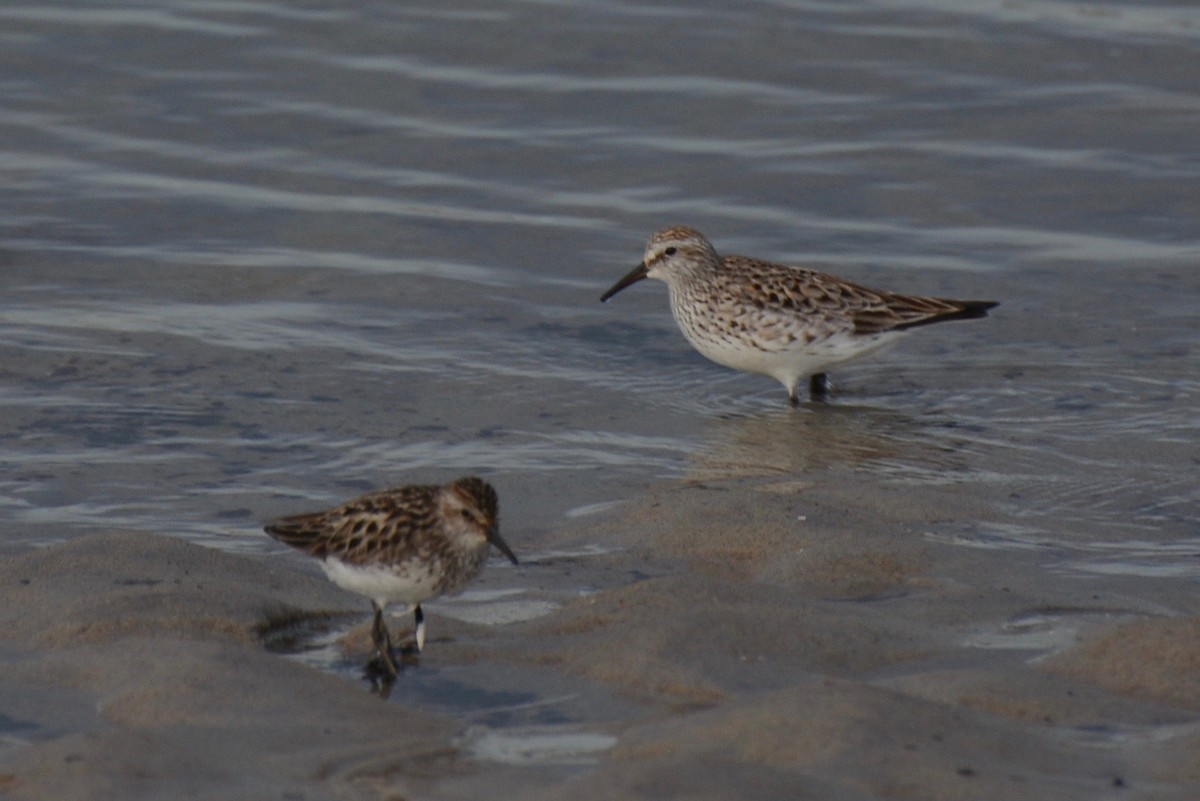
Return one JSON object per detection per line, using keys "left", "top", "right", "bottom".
{"left": 809, "top": 373, "right": 831, "bottom": 400}
{"left": 414, "top": 604, "right": 425, "bottom": 653}
{"left": 370, "top": 601, "right": 399, "bottom": 677}
{"left": 396, "top": 604, "right": 426, "bottom": 660}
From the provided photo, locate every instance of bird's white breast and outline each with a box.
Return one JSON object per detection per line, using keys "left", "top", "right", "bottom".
{"left": 670, "top": 287, "right": 905, "bottom": 380}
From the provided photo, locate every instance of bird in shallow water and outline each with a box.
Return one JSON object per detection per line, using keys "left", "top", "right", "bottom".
{"left": 601, "top": 226, "right": 998, "bottom": 405}
{"left": 264, "top": 476, "right": 517, "bottom": 677}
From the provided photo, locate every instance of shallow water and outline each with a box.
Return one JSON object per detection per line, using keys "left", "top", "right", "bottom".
{"left": 263, "top": 601, "right": 631, "bottom": 766}
{"left": 2, "top": 0, "right": 1197, "bottom": 612}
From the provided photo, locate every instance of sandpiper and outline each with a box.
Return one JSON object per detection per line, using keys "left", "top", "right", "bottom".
{"left": 601, "top": 226, "right": 997, "bottom": 404}
{"left": 264, "top": 476, "right": 517, "bottom": 677}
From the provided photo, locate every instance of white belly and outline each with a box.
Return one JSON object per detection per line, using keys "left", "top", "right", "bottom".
{"left": 680, "top": 321, "right": 903, "bottom": 388}
{"left": 321, "top": 558, "right": 443, "bottom": 610}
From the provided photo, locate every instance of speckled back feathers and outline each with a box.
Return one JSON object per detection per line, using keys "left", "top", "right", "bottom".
{"left": 264, "top": 477, "right": 499, "bottom": 567}
{"left": 647, "top": 227, "right": 995, "bottom": 338}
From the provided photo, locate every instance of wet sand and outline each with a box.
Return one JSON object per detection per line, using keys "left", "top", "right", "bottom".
{"left": 3, "top": 0, "right": 1199, "bottom": 798}
{"left": 3, "top": 471, "right": 1198, "bottom": 800}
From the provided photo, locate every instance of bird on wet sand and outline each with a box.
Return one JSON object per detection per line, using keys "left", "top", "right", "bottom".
{"left": 264, "top": 476, "right": 518, "bottom": 678}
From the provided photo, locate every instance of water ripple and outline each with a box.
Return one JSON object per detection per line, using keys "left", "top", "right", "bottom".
{"left": 319, "top": 53, "right": 874, "bottom": 105}
{"left": 0, "top": 6, "right": 262, "bottom": 36}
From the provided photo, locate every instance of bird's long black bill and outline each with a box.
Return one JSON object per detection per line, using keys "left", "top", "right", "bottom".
{"left": 488, "top": 527, "right": 519, "bottom": 565}
{"left": 599, "top": 262, "right": 648, "bottom": 302}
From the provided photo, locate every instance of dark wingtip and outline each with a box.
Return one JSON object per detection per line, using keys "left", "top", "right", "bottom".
{"left": 262, "top": 516, "right": 325, "bottom": 555}
{"left": 960, "top": 300, "right": 999, "bottom": 318}
{"left": 885, "top": 299, "right": 999, "bottom": 332}
{"left": 262, "top": 522, "right": 296, "bottom": 545}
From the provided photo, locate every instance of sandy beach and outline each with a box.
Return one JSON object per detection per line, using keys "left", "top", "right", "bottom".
{"left": 3, "top": 468, "right": 1197, "bottom": 800}
{"left": 3, "top": 1, "right": 1200, "bottom": 798}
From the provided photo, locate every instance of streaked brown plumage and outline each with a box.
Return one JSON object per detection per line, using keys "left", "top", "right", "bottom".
{"left": 601, "top": 226, "right": 997, "bottom": 404}
{"left": 265, "top": 476, "right": 517, "bottom": 677}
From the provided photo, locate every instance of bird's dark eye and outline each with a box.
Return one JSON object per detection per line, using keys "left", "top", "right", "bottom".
{"left": 461, "top": 509, "right": 473, "bottom": 521}
{"left": 664, "top": 247, "right": 677, "bottom": 256}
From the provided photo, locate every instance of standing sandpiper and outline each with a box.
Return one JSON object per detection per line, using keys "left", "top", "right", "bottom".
{"left": 265, "top": 476, "right": 518, "bottom": 677}
{"left": 601, "top": 226, "right": 997, "bottom": 405}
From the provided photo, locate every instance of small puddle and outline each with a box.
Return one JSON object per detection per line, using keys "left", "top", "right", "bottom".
{"left": 460, "top": 726, "right": 619, "bottom": 766}
{"left": 260, "top": 545, "right": 639, "bottom": 770}
{"left": 263, "top": 612, "right": 625, "bottom": 766}
{"left": 963, "top": 607, "right": 1147, "bottom": 658}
